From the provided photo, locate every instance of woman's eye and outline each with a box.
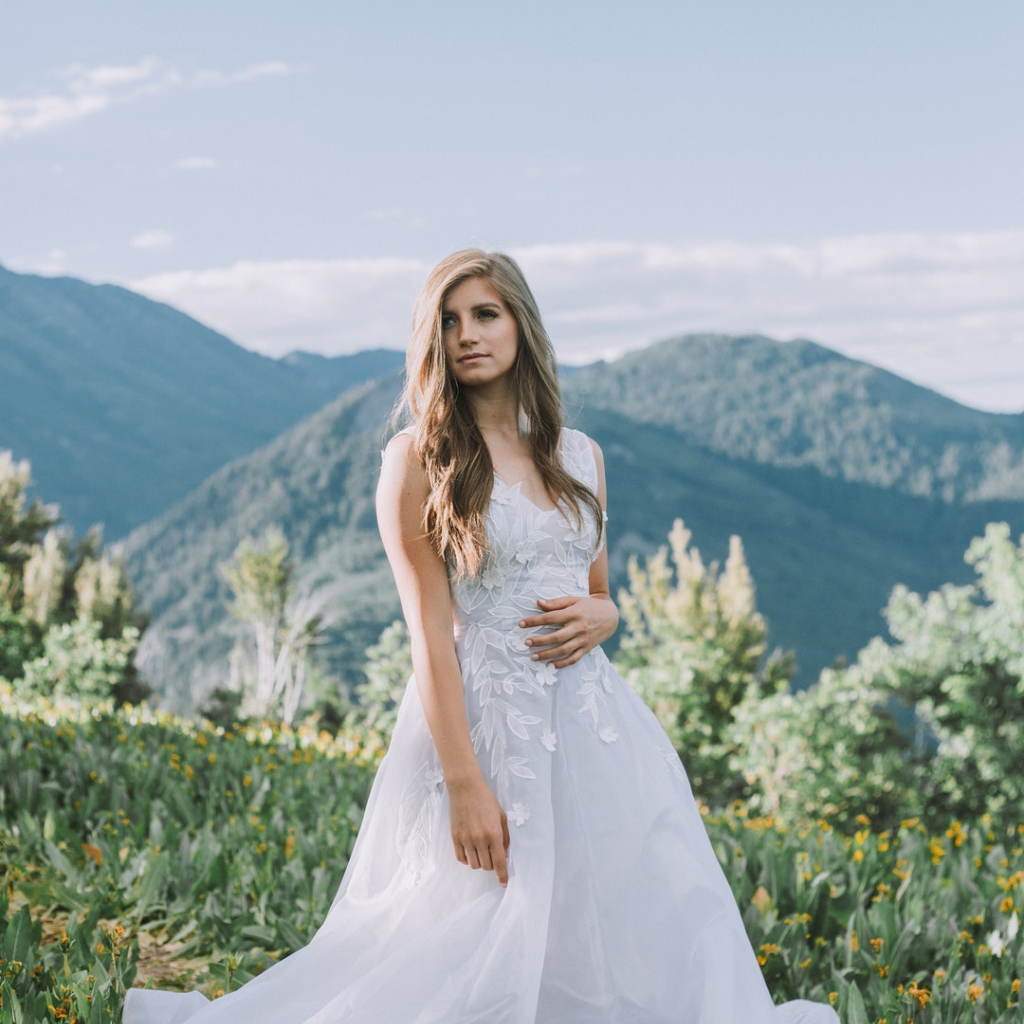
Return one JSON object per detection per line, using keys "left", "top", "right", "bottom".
{"left": 478, "top": 309, "right": 498, "bottom": 320}
{"left": 441, "top": 314, "right": 457, "bottom": 329}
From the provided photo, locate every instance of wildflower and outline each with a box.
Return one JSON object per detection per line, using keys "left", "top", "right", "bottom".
{"left": 967, "top": 980, "right": 984, "bottom": 1003}
{"left": 929, "top": 837, "right": 945, "bottom": 864}
{"left": 870, "top": 937, "right": 884, "bottom": 953}
{"left": 946, "top": 821, "right": 967, "bottom": 847}
{"left": 905, "top": 982, "right": 930, "bottom": 1008}
{"left": 1001, "top": 896, "right": 1015, "bottom": 914}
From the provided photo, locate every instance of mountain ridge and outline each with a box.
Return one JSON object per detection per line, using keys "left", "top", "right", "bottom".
{"left": 0, "top": 262, "right": 403, "bottom": 537}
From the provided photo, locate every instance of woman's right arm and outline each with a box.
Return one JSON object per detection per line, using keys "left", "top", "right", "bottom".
{"left": 376, "top": 434, "right": 510, "bottom": 887}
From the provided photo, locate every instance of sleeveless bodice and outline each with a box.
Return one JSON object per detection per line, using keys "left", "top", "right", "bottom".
{"left": 450, "top": 427, "right": 603, "bottom": 639}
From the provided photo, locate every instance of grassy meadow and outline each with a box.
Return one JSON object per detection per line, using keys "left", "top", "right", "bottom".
{"left": 1, "top": 683, "right": 1022, "bottom": 1023}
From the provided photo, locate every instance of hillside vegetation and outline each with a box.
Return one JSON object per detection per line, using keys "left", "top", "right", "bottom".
{"left": 124, "top": 340, "right": 1024, "bottom": 709}
{"left": 2, "top": 686, "right": 1022, "bottom": 1023}
{"left": 565, "top": 334, "right": 1024, "bottom": 501}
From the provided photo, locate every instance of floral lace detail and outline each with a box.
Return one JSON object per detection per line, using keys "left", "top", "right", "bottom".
{"left": 446, "top": 429, "right": 608, "bottom": 820}
{"left": 393, "top": 756, "right": 446, "bottom": 886}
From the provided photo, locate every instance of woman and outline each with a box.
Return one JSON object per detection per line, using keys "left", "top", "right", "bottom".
{"left": 125, "top": 250, "right": 838, "bottom": 1023}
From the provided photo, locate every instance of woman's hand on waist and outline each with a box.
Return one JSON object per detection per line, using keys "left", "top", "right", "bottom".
{"left": 518, "top": 593, "right": 619, "bottom": 668}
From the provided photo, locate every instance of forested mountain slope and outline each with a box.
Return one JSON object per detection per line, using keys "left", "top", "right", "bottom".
{"left": 124, "top": 340, "right": 1024, "bottom": 710}
{"left": 0, "top": 263, "right": 402, "bottom": 537}
{"left": 564, "top": 334, "right": 1024, "bottom": 501}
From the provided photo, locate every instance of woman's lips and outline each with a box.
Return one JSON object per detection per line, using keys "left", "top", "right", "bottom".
{"left": 458, "top": 353, "right": 486, "bottom": 363}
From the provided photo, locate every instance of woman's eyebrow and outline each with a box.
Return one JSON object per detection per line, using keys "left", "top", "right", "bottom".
{"left": 441, "top": 302, "right": 502, "bottom": 314}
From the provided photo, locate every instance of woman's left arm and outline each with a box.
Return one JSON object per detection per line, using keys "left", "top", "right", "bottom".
{"left": 520, "top": 439, "right": 619, "bottom": 668}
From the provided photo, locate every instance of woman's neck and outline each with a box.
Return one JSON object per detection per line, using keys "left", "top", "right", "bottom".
{"left": 465, "top": 384, "right": 519, "bottom": 441}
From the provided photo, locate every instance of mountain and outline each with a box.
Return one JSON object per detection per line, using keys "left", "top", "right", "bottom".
{"left": 0, "top": 263, "right": 403, "bottom": 538}
{"left": 563, "top": 334, "right": 1024, "bottom": 501}
{"left": 123, "top": 336, "right": 1024, "bottom": 711}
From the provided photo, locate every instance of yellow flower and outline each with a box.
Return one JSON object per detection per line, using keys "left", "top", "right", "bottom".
{"left": 850, "top": 931, "right": 859, "bottom": 952}
{"left": 828, "top": 992, "right": 838, "bottom": 1006}
{"left": 906, "top": 982, "right": 930, "bottom": 1008}
{"left": 946, "top": 821, "right": 967, "bottom": 847}
{"left": 1001, "top": 896, "right": 1015, "bottom": 913}
{"left": 968, "top": 980, "right": 984, "bottom": 1003}
{"left": 869, "top": 937, "right": 884, "bottom": 953}
{"left": 929, "top": 837, "right": 946, "bottom": 864}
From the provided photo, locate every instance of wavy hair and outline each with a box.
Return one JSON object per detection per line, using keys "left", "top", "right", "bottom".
{"left": 398, "top": 249, "right": 603, "bottom": 578}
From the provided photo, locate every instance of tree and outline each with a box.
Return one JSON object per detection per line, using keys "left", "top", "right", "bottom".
{"left": 0, "top": 451, "right": 146, "bottom": 702}
{"left": 223, "top": 527, "right": 327, "bottom": 724}
{"left": 615, "top": 519, "right": 792, "bottom": 802}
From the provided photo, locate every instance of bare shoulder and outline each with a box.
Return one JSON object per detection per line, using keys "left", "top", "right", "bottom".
{"left": 378, "top": 431, "right": 430, "bottom": 513}
{"left": 587, "top": 436, "right": 605, "bottom": 468}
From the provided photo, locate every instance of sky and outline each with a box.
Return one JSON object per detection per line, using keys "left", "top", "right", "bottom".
{"left": 2, "top": 0, "right": 1023, "bottom": 412}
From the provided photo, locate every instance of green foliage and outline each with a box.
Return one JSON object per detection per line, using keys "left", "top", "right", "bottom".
{"left": 0, "top": 452, "right": 146, "bottom": 706}
{"left": 0, "top": 684, "right": 384, "bottom": 1018}
{"left": 2, "top": 685, "right": 1023, "bottom": 1020}
{"left": 731, "top": 522, "right": 1024, "bottom": 832}
{"left": 615, "top": 519, "right": 792, "bottom": 802}
{"left": 354, "top": 620, "right": 412, "bottom": 740}
{"left": 0, "top": 452, "right": 57, "bottom": 587}
{"left": 0, "top": 891, "right": 139, "bottom": 1024}
{"left": 21, "top": 620, "right": 140, "bottom": 701}
{"left": 729, "top": 645, "right": 917, "bottom": 830}
{"left": 883, "top": 522, "right": 1024, "bottom": 823}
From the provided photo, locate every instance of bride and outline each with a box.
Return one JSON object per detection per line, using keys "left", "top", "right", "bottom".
{"left": 124, "top": 249, "right": 839, "bottom": 1023}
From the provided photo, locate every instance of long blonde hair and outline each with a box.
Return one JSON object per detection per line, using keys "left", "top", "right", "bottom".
{"left": 398, "top": 249, "right": 603, "bottom": 578}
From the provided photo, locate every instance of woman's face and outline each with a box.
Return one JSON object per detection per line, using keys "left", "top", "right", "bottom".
{"left": 441, "top": 276, "right": 519, "bottom": 388}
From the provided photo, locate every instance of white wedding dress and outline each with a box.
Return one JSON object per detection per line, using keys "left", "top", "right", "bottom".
{"left": 124, "top": 428, "right": 839, "bottom": 1024}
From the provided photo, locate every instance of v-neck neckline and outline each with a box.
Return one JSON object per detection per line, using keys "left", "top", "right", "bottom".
{"left": 493, "top": 473, "right": 560, "bottom": 515}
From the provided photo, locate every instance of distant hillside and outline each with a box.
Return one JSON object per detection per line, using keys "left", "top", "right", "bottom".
{"left": 565, "top": 335, "right": 1024, "bottom": 501}
{"left": 124, "top": 337, "right": 1024, "bottom": 711}
{"left": 0, "top": 263, "right": 402, "bottom": 537}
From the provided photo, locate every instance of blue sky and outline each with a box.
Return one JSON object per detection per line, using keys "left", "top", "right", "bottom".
{"left": 3, "top": 0, "right": 1023, "bottom": 410}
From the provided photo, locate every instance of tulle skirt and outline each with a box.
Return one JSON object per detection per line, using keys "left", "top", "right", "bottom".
{"left": 124, "top": 651, "right": 838, "bottom": 1023}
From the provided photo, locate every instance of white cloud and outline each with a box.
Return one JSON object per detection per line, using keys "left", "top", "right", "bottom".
{"left": 175, "top": 156, "right": 220, "bottom": 170}
{"left": 131, "top": 257, "right": 426, "bottom": 354}
{"left": 0, "top": 58, "right": 300, "bottom": 140}
{"left": 128, "top": 231, "right": 1024, "bottom": 413}
{"left": 130, "top": 229, "right": 174, "bottom": 250}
